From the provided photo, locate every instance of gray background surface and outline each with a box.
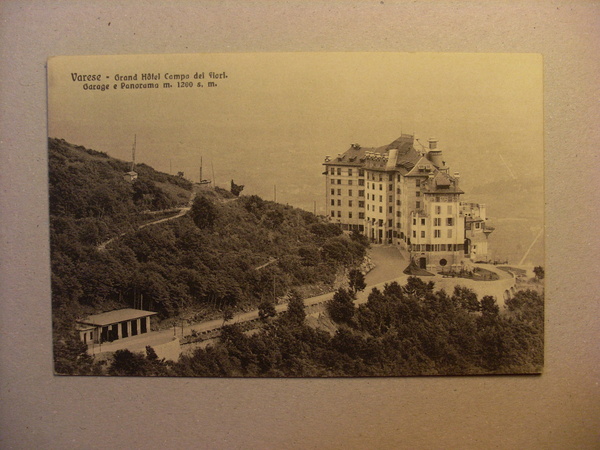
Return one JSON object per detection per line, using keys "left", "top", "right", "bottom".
{"left": 1, "top": 1, "right": 598, "bottom": 448}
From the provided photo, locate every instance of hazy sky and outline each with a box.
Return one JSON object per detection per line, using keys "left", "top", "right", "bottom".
{"left": 48, "top": 52, "right": 543, "bottom": 211}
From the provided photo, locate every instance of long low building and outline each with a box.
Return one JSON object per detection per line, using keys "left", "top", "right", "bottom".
{"left": 76, "top": 309, "right": 157, "bottom": 345}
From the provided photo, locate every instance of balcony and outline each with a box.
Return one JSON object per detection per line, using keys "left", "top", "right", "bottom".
{"left": 412, "top": 209, "right": 429, "bottom": 218}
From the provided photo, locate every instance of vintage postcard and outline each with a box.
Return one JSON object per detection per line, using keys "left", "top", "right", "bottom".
{"left": 48, "top": 53, "right": 544, "bottom": 377}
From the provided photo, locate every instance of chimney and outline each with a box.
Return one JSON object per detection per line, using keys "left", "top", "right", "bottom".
{"left": 386, "top": 149, "right": 398, "bottom": 170}
{"left": 454, "top": 172, "right": 460, "bottom": 187}
{"left": 427, "top": 137, "right": 443, "bottom": 168}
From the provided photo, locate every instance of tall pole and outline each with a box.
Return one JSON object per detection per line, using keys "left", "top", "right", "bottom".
{"left": 199, "top": 156, "right": 203, "bottom": 183}
{"left": 211, "top": 161, "right": 216, "bottom": 188}
{"left": 313, "top": 200, "right": 316, "bottom": 216}
{"left": 131, "top": 134, "right": 136, "bottom": 172}
{"left": 274, "top": 185, "right": 277, "bottom": 202}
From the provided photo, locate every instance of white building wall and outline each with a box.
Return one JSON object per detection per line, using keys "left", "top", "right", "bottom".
{"left": 326, "top": 164, "right": 364, "bottom": 231}
{"left": 325, "top": 146, "right": 470, "bottom": 270}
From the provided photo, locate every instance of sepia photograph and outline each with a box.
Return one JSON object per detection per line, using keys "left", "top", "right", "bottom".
{"left": 48, "top": 52, "right": 544, "bottom": 377}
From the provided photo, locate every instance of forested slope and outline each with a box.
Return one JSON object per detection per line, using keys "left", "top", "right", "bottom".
{"left": 50, "top": 139, "right": 368, "bottom": 373}
{"left": 102, "top": 280, "right": 544, "bottom": 377}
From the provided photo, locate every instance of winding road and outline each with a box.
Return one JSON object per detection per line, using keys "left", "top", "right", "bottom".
{"left": 97, "top": 191, "right": 196, "bottom": 252}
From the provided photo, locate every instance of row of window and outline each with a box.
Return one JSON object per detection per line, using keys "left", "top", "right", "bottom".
{"left": 435, "top": 205, "right": 453, "bottom": 215}
{"left": 365, "top": 218, "right": 405, "bottom": 230}
{"left": 365, "top": 182, "right": 395, "bottom": 192}
{"left": 412, "top": 217, "right": 454, "bottom": 226}
{"left": 365, "top": 204, "right": 400, "bottom": 215}
{"left": 412, "top": 229, "right": 453, "bottom": 239}
{"left": 411, "top": 243, "right": 464, "bottom": 252}
{"left": 330, "top": 211, "right": 403, "bottom": 225}
{"left": 329, "top": 178, "right": 366, "bottom": 186}
{"left": 329, "top": 201, "right": 404, "bottom": 217}
{"left": 433, "top": 195, "right": 459, "bottom": 202}
{"left": 366, "top": 172, "right": 399, "bottom": 182}
{"left": 330, "top": 210, "right": 365, "bottom": 219}
{"left": 330, "top": 188, "right": 366, "bottom": 197}
{"left": 368, "top": 218, "right": 390, "bottom": 227}
{"left": 329, "top": 167, "right": 365, "bottom": 177}
{"left": 330, "top": 199, "right": 366, "bottom": 208}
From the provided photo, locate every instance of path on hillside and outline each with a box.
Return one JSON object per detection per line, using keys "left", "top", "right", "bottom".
{"left": 253, "top": 257, "right": 278, "bottom": 271}
{"left": 97, "top": 191, "right": 197, "bottom": 251}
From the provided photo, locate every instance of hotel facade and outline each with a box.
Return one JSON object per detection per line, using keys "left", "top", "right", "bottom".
{"left": 323, "top": 134, "right": 492, "bottom": 271}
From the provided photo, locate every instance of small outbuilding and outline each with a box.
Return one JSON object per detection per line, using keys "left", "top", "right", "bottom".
{"left": 76, "top": 309, "right": 157, "bottom": 345}
{"left": 123, "top": 171, "right": 138, "bottom": 182}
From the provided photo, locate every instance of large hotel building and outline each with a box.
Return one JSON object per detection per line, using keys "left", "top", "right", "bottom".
{"left": 323, "top": 134, "right": 492, "bottom": 271}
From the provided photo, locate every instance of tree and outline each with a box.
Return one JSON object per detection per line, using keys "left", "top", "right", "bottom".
{"left": 146, "top": 345, "right": 160, "bottom": 361}
{"left": 263, "top": 209, "right": 285, "bottom": 229}
{"left": 284, "top": 290, "right": 306, "bottom": 326}
{"left": 258, "top": 300, "right": 277, "bottom": 322}
{"left": 327, "top": 288, "right": 356, "bottom": 324}
{"left": 404, "top": 276, "right": 435, "bottom": 297}
{"left": 109, "top": 349, "right": 149, "bottom": 376}
{"left": 242, "top": 195, "right": 265, "bottom": 217}
{"left": 506, "top": 289, "right": 544, "bottom": 322}
{"left": 53, "top": 333, "right": 97, "bottom": 375}
{"left": 308, "top": 222, "right": 342, "bottom": 241}
{"left": 452, "top": 285, "right": 480, "bottom": 312}
{"left": 350, "top": 229, "right": 370, "bottom": 247}
{"left": 190, "top": 196, "right": 218, "bottom": 229}
{"left": 481, "top": 295, "right": 500, "bottom": 316}
{"left": 533, "top": 266, "right": 545, "bottom": 281}
{"left": 348, "top": 269, "right": 366, "bottom": 295}
{"left": 108, "top": 347, "right": 170, "bottom": 376}
{"left": 230, "top": 179, "right": 245, "bottom": 197}
{"left": 222, "top": 306, "right": 234, "bottom": 326}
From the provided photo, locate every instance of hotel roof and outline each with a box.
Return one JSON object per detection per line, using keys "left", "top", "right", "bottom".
{"left": 325, "top": 134, "right": 422, "bottom": 170}
{"left": 421, "top": 171, "right": 464, "bottom": 194}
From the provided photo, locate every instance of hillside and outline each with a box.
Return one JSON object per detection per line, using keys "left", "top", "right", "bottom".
{"left": 49, "top": 138, "right": 192, "bottom": 218}
{"left": 49, "top": 139, "right": 368, "bottom": 358}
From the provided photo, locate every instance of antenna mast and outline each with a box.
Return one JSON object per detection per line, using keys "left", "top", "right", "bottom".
{"left": 131, "top": 134, "right": 137, "bottom": 172}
